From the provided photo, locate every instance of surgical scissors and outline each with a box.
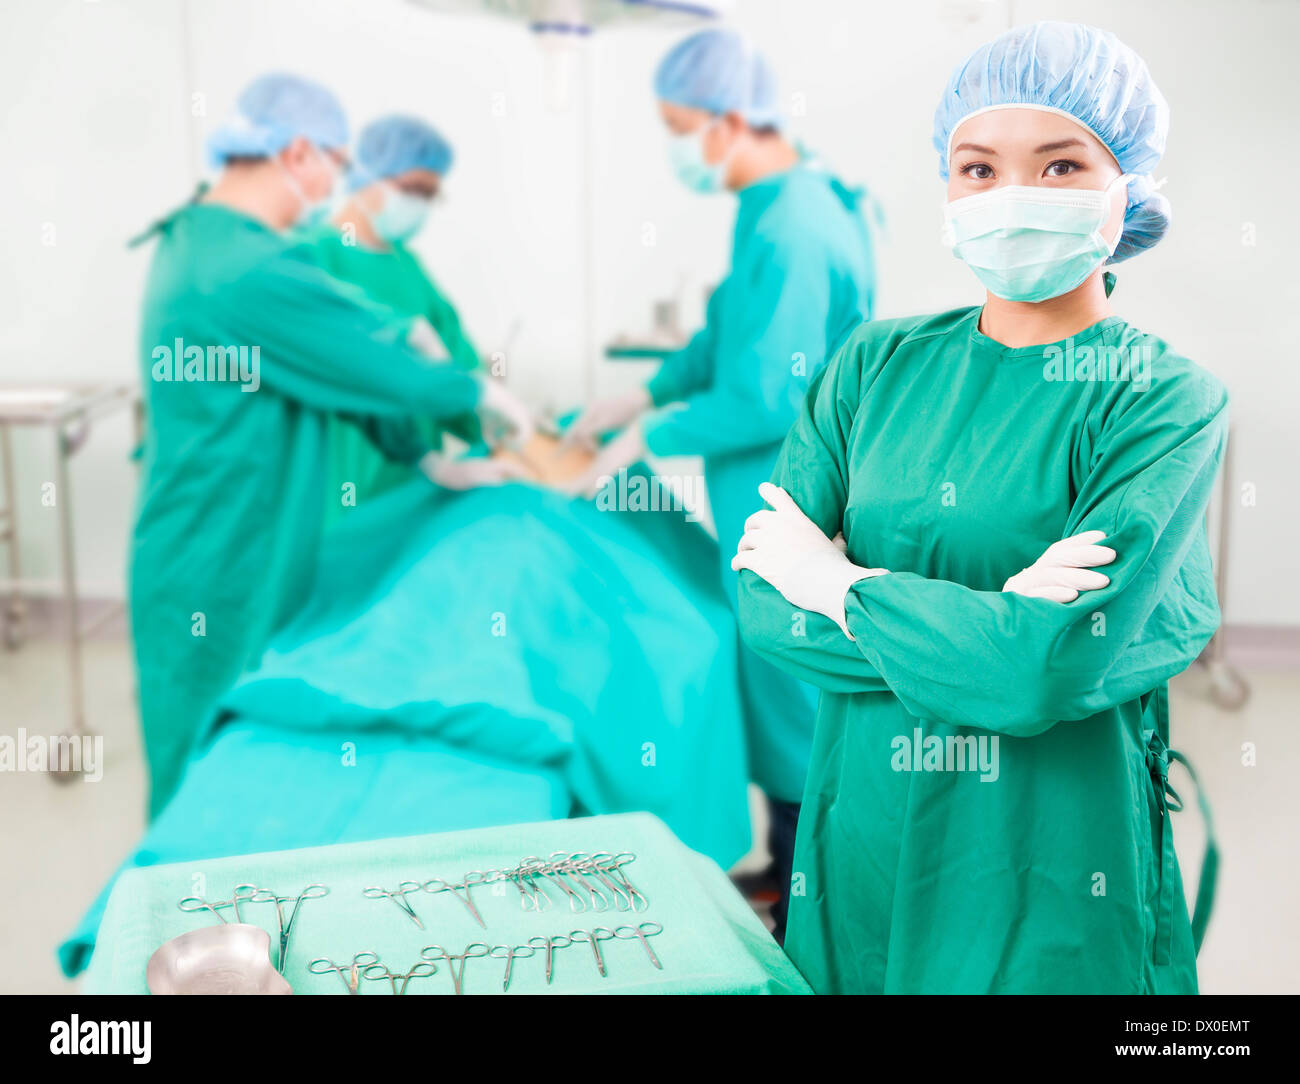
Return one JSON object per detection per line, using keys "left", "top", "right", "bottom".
{"left": 569, "top": 927, "right": 617, "bottom": 978}
{"left": 362, "top": 881, "right": 427, "bottom": 929}
{"left": 524, "top": 855, "right": 589, "bottom": 913}
{"left": 578, "top": 851, "right": 632, "bottom": 911}
{"left": 361, "top": 958, "right": 438, "bottom": 996}
{"left": 524, "top": 934, "right": 572, "bottom": 985}
{"left": 558, "top": 852, "right": 613, "bottom": 911}
{"left": 252, "top": 884, "right": 328, "bottom": 974}
{"left": 421, "top": 943, "right": 490, "bottom": 995}
{"left": 177, "top": 882, "right": 259, "bottom": 925}
{"left": 423, "top": 872, "right": 490, "bottom": 928}
{"left": 603, "top": 853, "right": 649, "bottom": 911}
{"left": 512, "top": 857, "right": 561, "bottom": 912}
{"left": 488, "top": 943, "right": 536, "bottom": 992}
{"left": 613, "top": 922, "right": 664, "bottom": 969}
{"left": 308, "top": 952, "right": 379, "bottom": 995}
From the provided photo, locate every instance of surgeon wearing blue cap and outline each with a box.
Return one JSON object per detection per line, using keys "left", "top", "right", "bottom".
{"left": 301, "top": 114, "right": 497, "bottom": 521}
{"left": 566, "top": 27, "right": 878, "bottom": 942}
{"left": 128, "top": 75, "right": 533, "bottom": 816}
{"left": 735, "top": 23, "right": 1225, "bottom": 992}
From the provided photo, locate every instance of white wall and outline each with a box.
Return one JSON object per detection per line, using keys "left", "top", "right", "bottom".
{"left": 1, "top": 0, "right": 1295, "bottom": 626}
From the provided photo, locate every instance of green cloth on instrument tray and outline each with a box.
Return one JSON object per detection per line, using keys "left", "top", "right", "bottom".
{"left": 78, "top": 813, "right": 810, "bottom": 995}
{"left": 58, "top": 722, "right": 566, "bottom": 978}
{"left": 60, "top": 471, "right": 751, "bottom": 977}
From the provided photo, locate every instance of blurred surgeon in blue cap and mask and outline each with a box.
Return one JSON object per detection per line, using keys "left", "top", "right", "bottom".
{"left": 566, "top": 28, "right": 879, "bottom": 941}
{"left": 128, "top": 74, "right": 532, "bottom": 817}
{"left": 301, "top": 114, "right": 499, "bottom": 522}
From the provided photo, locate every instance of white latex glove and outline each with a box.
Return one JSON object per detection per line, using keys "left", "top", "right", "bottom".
{"left": 731, "top": 483, "right": 888, "bottom": 638}
{"left": 564, "top": 422, "right": 646, "bottom": 499}
{"left": 1002, "top": 530, "right": 1116, "bottom": 603}
{"left": 476, "top": 376, "right": 536, "bottom": 448}
{"left": 406, "top": 318, "right": 451, "bottom": 361}
{"left": 563, "top": 387, "right": 651, "bottom": 449}
{"left": 418, "top": 450, "right": 533, "bottom": 490}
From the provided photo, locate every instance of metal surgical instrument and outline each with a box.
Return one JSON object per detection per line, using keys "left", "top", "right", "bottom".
{"left": 613, "top": 922, "right": 664, "bottom": 969}
{"left": 308, "top": 952, "right": 380, "bottom": 995}
{"left": 569, "top": 927, "right": 616, "bottom": 978}
{"left": 421, "top": 943, "right": 490, "bottom": 995}
{"left": 488, "top": 943, "right": 537, "bottom": 992}
{"left": 361, "top": 958, "right": 438, "bottom": 996}
{"left": 252, "top": 884, "right": 328, "bottom": 974}
{"left": 524, "top": 934, "right": 572, "bottom": 985}
{"left": 177, "top": 883, "right": 259, "bottom": 925}
{"left": 362, "top": 881, "right": 427, "bottom": 929}
{"left": 423, "top": 872, "right": 490, "bottom": 928}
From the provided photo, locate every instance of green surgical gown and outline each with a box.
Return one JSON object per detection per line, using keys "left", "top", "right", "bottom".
{"left": 644, "top": 163, "right": 876, "bottom": 802}
{"left": 737, "top": 307, "right": 1227, "bottom": 992}
{"left": 131, "top": 201, "right": 481, "bottom": 817}
{"left": 299, "top": 225, "right": 483, "bottom": 524}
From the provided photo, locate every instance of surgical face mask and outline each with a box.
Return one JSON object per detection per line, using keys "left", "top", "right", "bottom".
{"left": 942, "top": 174, "right": 1131, "bottom": 303}
{"left": 279, "top": 145, "right": 338, "bottom": 229}
{"left": 369, "top": 183, "right": 432, "bottom": 243}
{"left": 668, "top": 121, "right": 731, "bottom": 194}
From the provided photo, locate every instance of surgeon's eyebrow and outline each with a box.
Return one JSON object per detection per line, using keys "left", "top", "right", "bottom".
{"left": 953, "top": 142, "right": 997, "bottom": 155}
{"left": 1033, "top": 138, "right": 1086, "bottom": 154}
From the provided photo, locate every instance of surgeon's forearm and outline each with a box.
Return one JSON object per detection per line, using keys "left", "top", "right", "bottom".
{"left": 648, "top": 335, "right": 713, "bottom": 406}
{"left": 737, "top": 571, "right": 891, "bottom": 694}
{"left": 405, "top": 360, "right": 483, "bottom": 419}
{"left": 353, "top": 414, "right": 435, "bottom": 465}
{"left": 644, "top": 400, "right": 794, "bottom": 460}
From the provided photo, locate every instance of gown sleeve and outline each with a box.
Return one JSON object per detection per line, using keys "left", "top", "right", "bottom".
{"left": 209, "top": 251, "right": 481, "bottom": 421}
{"left": 413, "top": 256, "right": 486, "bottom": 446}
{"left": 643, "top": 230, "right": 835, "bottom": 460}
{"left": 736, "top": 333, "right": 893, "bottom": 695}
{"left": 348, "top": 414, "right": 431, "bottom": 465}
{"left": 646, "top": 286, "right": 725, "bottom": 407}
{"left": 739, "top": 328, "right": 1229, "bottom": 736}
{"left": 424, "top": 278, "right": 482, "bottom": 372}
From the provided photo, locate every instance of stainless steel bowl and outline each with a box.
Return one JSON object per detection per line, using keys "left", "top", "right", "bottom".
{"left": 146, "top": 924, "right": 292, "bottom": 995}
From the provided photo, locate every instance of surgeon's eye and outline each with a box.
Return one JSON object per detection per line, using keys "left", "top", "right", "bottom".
{"left": 958, "top": 162, "right": 994, "bottom": 180}
{"left": 1044, "top": 159, "right": 1083, "bottom": 178}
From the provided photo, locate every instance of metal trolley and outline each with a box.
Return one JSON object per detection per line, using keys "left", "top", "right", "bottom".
{"left": 0, "top": 384, "right": 142, "bottom": 779}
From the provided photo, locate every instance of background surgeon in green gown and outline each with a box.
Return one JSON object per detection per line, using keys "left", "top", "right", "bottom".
{"left": 300, "top": 114, "right": 497, "bottom": 524}
{"left": 735, "top": 22, "right": 1226, "bottom": 992}
{"left": 130, "top": 74, "right": 533, "bottom": 818}
{"left": 565, "top": 28, "right": 877, "bottom": 942}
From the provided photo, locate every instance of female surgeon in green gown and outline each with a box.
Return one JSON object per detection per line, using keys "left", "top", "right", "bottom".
{"left": 131, "top": 75, "right": 533, "bottom": 817}
{"left": 735, "top": 22, "right": 1225, "bottom": 993}
{"left": 300, "top": 114, "right": 494, "bottom": 523}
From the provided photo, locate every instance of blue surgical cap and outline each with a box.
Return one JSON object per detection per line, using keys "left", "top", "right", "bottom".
{"left": 346, "top": 114, "right": 455, "bottom": 194}
{"left": 206, "top": 72, "right": 349, "bottom": 170}
{"left": 933, "top": 22, "right": 1171, "bottom": 262}
{"left": 654, "top": 28, "right": 781, "bottom": 129}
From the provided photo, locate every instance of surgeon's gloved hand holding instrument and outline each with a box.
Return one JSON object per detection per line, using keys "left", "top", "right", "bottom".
{"left": 732, "top": 482, "right": 888, "bottom": 639}
{"left": 1002, "top": 530, "right": 1116, "bottom": 603}
{"left": 563, "top": 386, "right": 651, "bottom": 450}
{"left": 418, "top": 449, "right": 536, "bottom": 490}
{"left": 474, "top": 374, "right": 536, "bottom": 451}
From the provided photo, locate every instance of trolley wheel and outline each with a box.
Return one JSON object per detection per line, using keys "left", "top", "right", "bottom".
{"left": 1206, "top": 660, "right": 1249, "bottom": 711}
{"left": 46, "top": 731, "right": 86, "bottom": 784}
